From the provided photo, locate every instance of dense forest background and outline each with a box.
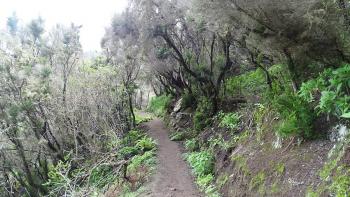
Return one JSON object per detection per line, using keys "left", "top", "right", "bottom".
{"left": 0, "top": 0, "right": 349, "bottom": 196}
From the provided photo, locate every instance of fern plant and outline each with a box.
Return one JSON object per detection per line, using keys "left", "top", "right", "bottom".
{"left": 185, "top": 151, "right": 214, "bottom": 177}
{"left": 218, "top": 112, "right": 241, "bottom": 130}
{"left": 136, "top": 136, "right": 157, "bottom": 152}
{"left": 299, "top": 64, "right": 350, "bottom": 119}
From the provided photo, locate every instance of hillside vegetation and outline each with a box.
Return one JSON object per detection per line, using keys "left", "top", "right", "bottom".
{"left": 0, "top": 0, "right": 349, "bottom": 196}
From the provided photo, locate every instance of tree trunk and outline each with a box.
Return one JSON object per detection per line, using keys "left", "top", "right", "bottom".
{"left": 338, "top": 0, "right": 350, "bottom": 28}
{"left": 258, "top": 65, "right": 273, "bottom": 90}
{"left": 128, "top": 93, "right": 136, "bottom": 127}
{"left": 283, "top": 48, "right": 299, "bottom": 92}
{"left": 62, "top": 75, "right": 67, "bottom": 103}
{"left": 13, "top": 139, "right": 43, "bottom": 196}
{"left": 140, "top": 90, "right": 143, "bottom": 109}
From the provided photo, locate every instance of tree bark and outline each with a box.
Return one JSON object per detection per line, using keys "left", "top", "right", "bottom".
{"left": 283, "top": 48, "right": 299, "bottom": 92}
{"left": 338, "top": 0, "right": 350, "bottom": 28}
{"left": 128, "top": 92, "right": 136, "bottom": 127}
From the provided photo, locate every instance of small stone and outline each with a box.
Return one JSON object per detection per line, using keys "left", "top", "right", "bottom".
{"left": 173, "top": 98, "right": 183, "bottom": 112}
{"left": 170, "top": 187, "right": 176, "bottom": 191}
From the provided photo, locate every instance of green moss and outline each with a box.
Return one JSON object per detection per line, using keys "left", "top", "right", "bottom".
{"left": 123, "top": 130, "right": 146, "bottom": 145}
{"left": 274, "top": 162, "right": 285, "bottom": 176}
{"left": 320, "top": 159, "right": 338, "bottom": 181}
{"left": 216, "top": 174, "right": 229, "bottom": 189}
{"left": 120, "top": 186, "right": 147, "bottom": 197}
{"left": 316, "top": 126, "right": 349, "bottom": 197}
{"left": 238, "top": 130, "right": 250, "bottom": 142}
{"left": 249, "top": 171, "right": 266, "bottom": 194}
{"left": 231, "top": 155, "right": 249, "bottom": 175}
{"left": 305, "top": 187, "right": 320, "bottom": 197}
{"left": 270, "top": 182, "right": 280, "bottom": 194}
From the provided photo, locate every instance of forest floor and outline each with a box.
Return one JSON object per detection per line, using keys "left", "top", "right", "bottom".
{"left": 141, "top": 118, "right": 202, "bottom": 197}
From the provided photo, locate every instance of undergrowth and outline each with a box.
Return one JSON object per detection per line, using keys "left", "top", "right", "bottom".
{"left": 218, "top": 112, "right": 241, "bottom": 130}
{"left": 193, "top": 97, "right": 214, "bottom": 131}
{"left": 184, "top": 150, "right": 220, "bottom": 197}
{"left": 271, "top": 92, "right": 315, "bottom": 139}
{"left": 135, "top": 111, "right": 153, "bottom": 124}
{"left": 299, "top": 64, "right": 350, "bottom": 119}
{"left": 147, "top": 95, "right": 172, "bottom": 117}
{"left": 44, "top": 129, "right": 157, "bottom": 196}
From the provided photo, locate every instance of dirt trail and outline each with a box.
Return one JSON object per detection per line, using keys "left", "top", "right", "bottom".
{"left": 143, "top": 118, "right": 202, "bottom": 197}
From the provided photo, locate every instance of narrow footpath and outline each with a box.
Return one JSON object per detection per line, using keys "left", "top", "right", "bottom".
{"left": 143, "top": 118, "right": 202, "bottom": 197}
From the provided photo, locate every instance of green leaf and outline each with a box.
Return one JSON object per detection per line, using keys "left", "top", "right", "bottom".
{"left": 341, "top": 112, "right": 350, "bottom": 118}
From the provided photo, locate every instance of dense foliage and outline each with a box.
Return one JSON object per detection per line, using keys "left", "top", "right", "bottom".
{"left": 299, "top": 64, "right": 350, "bottom": 119}
{"left": 1, "top": 0, "right": 350, "bottom": 196}
{"left": 147, "top": 95, "right": 172, "bottom": 117}
{"left": 0, "top": 14, "right": 146, "bottom": 196}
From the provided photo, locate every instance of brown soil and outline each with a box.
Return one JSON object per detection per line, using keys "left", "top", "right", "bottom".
{"left": 142, "top": 118, "right": 202, "bottom": 197}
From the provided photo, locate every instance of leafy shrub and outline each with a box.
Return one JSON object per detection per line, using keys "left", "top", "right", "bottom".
{"left": 318, "top": 91, "right": 338, "bottom": 114}
{"left": 193, "top": 97, "right": 214, "bottom": 131}
{"left": 197, "top": 174, "right": 214, "bottom": 189}
{"left": 89, "top": 165, "right": 116, "bottom": 189}
{"left": 185, "top": 138, "right": 199, "bottom": 152}
{"left": 216, "top": 174, "right": 229, "bottom": 189}
{"left": 329, "top": 166, "right": 350, "bottom": 197}
{"left": 169, "top": 131, "right": 186, "bottom": 141}
{"left": 342, "top": 112, "right": 350, "bottom": 118}
{"left": 135, "top": 112, "right": 152, "bottom": 124}
{"left": 44, "top": 129, "right": 157, "bottom": 196}
{"left": 197, "top": 174, "right": 221, "bottom": 197}
{"left": 231, "top": 155, "right": 249, "bottom": 175}
{"left": 298, "top": 79, "right": 319, "bottom": 103}
{"left": 181, "top": 90, "right": 196, "bottom": 109}
{"left": 117, "top": 146, "right": 139, "bottom": 159}
{"left": 274, "top": 162, "right": 285, "bottom": 176}
{"left": 299, "top": 64, "right": 350, "bottom": 119}
{"left": 45, "top": 160, "right": 73, "bottom": 195}
{"left": 226, "top": 64, "right": 289, "bottom": 97}
{"left": 122, "top": 130, "right": 145, "bottom": 146}
{"left": 249, "top": 171, "right": 266, "bottom": 193}
{"left": 226, "top": 68, "right": 266, "bottom": 96}
{"left": 208, "top": 135, "right": 231, "bottom": 151}
{"left": 305, "top": 188, "right": 320, "bottom": 197}
{"left": 136, "top": 137, "right": 157, "bottom": 152}
{"left": 185, "top": 151, "right": 220, "bottom": 197}
{"left": 185, "top": 151, "right": 214, "bottom": 177}
{"left": 128, "top": 151, "right": 156, "bottom": 173}
{"left": 218, "top": 112, "right": 241, "bottom": 130}
{"left": 272, "top": 93, "right": 315, "bottom": 138}
{"left": 147, "top": 95, "right": 172, "bottom": 117}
